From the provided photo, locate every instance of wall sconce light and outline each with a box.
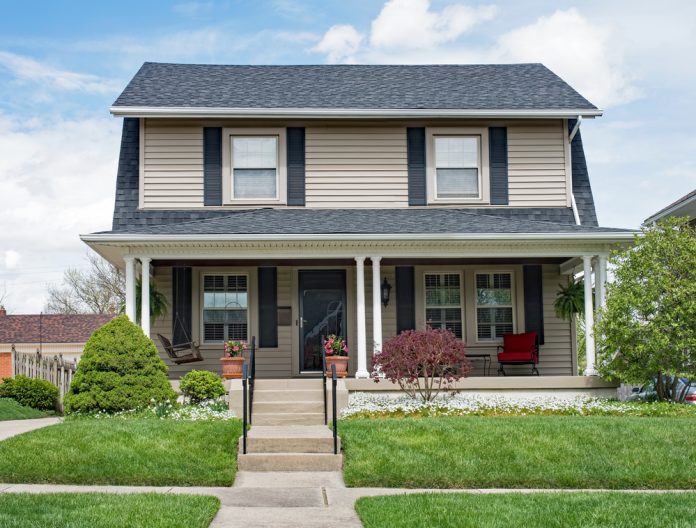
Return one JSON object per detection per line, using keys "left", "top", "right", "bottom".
{"left": 381, "top": 277, "right": 392, "bottom": 307}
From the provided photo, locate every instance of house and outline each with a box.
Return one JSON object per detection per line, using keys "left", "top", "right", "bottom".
{"left": 82, "top": 63, "right": 634, "bottom": 391}
{"left": 645, "top": 189, "right": 696, "bottom": 225}
{"left": 0, "top": 307, "right": 113, "bottom": 378}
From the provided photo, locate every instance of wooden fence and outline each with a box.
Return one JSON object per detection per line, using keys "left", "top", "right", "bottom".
{"left": 11, "top": 344, "right": 77, "bottom": 413}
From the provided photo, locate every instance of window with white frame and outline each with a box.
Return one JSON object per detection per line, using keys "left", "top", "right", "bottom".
{"left": 231, "top": 136, "right": 278, "bottom": 200}
{"left": 476, "top": 272, "right": 514, "bottom": 340}
{"left": 434, "top": 136, "right": 480, "bottom": 199}
{"left": 424, "top": 273, "right": 463, "bottom": 339}
{"left": 202, "top": 274, "right": 248, "bottom": 343}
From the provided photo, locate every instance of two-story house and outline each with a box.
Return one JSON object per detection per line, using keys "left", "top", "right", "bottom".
{"left": 82, "top": 63, "right": 633, "bottom": 384}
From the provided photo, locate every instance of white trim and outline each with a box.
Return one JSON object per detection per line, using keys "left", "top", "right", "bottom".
{"left": 582, "top": 255, "right": 598, "bottom": 376}
{"left": 371, "top": 257, "right": 383, "bottom": 355}
{"left": 645, "top": 193, "right": 696, "bottom": 223}
{"left": 200, "top": 271, "right": 250, "bottom": 344}
{"left": 140, "top": 257, "right": 151, "bottom": 337}
{"left": 473, "top": 270, "right": 516, "bottom": 343}
{"left": 110, "top": 106, "right": 604, "bottom": 119}
{"left": 354, "top": 257, "right": 369, "bottom": 378}
{"left": 124, "top": 256, "right": 136, "bottom": 322}
{"left": 423, "top": 271, "right": 465, "bottom": 340}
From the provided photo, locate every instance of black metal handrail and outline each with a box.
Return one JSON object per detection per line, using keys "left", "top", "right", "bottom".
{"left": 322, "top": 338, "right": 329, "bottom": 425}
{"left": 331, "top": 363, "right": 338, "bottom": 455}
{"left": 242, "top": 363, "right": 248, "bottom": 454}
{"left": 248, "top": 336, "right": 256, "bottom": 424}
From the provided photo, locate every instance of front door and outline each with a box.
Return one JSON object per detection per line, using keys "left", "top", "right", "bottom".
{"left": 298, "top": 270, "right": 347, "bottom": 373}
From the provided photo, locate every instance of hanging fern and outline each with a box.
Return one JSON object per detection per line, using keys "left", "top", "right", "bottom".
{"left": 135, "top": 277, "right": 169, "bottom": 324}
{"left": 554, "top": 279, "right": 585, "bottom": 321}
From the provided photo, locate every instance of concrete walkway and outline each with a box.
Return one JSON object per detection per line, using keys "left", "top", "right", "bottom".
{"left": 0, "top": 417, "right": 61, "bottom": 441}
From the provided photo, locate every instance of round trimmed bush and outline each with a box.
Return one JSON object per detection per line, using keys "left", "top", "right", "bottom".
{"left": 64, "top": 315, "right": 177, "bottom": 414}
{"left": 180, "top": 370, "right": 225, "bottom": 403}
{"left": 0, "top": 375, "right": 58, "bottom": 410}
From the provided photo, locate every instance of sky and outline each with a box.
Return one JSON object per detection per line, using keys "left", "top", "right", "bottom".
{"left": 0, "top": 0, "right": 695, "bottom": 313}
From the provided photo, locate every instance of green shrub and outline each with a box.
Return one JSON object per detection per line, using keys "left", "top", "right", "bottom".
{"left": 64, "top": 315, "right": 177, "bottom": 414}
{"left": 0, "top": 376, "right": 58, "bottom": 410}
{"left": 179, "top": 370, "right": 225, "bottom": 404}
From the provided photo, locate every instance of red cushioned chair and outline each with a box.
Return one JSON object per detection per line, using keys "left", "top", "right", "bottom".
{"left": 496, "top": 332, "right": 539, "bottom": 376}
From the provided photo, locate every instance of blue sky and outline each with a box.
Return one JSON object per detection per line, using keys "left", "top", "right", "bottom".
{"left": 1, "top": 0, "right": 695, "bottom": 312}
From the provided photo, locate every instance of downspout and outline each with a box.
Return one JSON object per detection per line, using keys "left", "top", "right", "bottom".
{"left": 569, "top": 116, "right": 582, "bottom": 225}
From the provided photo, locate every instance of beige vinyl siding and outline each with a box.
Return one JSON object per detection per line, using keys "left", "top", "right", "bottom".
{"left": 507, "top": 122, "right": 570, "bottom": 207}
{"left": 304, "top": 127, "right": 409, "bottom": 208}
{"left": 142, "top": 119, "right": 204, "bottom": 208}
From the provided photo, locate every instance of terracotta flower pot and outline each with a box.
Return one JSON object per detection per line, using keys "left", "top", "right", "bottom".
{"left": 220, "top": 356, "right": 245, "bottom": 379}
{"left": 325, "top": 355, "right": 349, "bottom": 378}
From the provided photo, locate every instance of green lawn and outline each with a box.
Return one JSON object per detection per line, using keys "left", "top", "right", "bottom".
{"left": 0, "top": 398, "right": 51, "bottom": 421}
{"left": 355, "top": 492, "right": 696, "bottom": 528}
{"left": 0, "top": 418, "right": 241, "bottom": 486}
{"left": 0, "top": 493, "right": 220, "bottom": 528}
{"left": 340, "top": 416, "right": 696, "bottom": 488}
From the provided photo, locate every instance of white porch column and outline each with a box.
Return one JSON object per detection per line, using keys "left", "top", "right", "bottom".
{"left": 124, "top": 256, "right": 136, "bottom": 322}
{"left": 140, "top": 257, "right": 151, "bottom": 337}
{"left": 597, "top": 254, "right": 608, "bottom": 309}
{"left": 582, "top": 255, "right": 598, "bottom": 376}
{"left": 355, "top": 257, "right": 369, "bottom": 378}
{"left": 371, "top": 256, "right": 383, "bottom": 354}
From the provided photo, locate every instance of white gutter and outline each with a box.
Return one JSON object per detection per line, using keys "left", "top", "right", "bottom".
{"left": 645, "top": 193, "right": 696, "bottom": 224}
{"left": 109, "top": 106, "right": 604, "bottom": 119}
{"left": 569, "top": 115, "right": 582, "bottom": 226}
{"left": 81, "top": 231, "right": 636, "bottom": 244}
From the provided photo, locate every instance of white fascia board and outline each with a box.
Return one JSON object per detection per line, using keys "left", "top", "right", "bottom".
{"left": 81, "top": 231, "right": 636, "bottom": 244}
{"left": 645, "top": 194, "right": 696, "bottom": 224}
{"left": 109, "top": 106, "right": 603, "bottom": 119}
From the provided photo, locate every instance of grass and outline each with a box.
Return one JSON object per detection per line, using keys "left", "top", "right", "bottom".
{"left": 355, "top": 492, "right": 696, "bottom": 528}
{"left": 340, "top": 416, "right": 696, "bottom": 488}
{"left": 0, "top": 398, "right": 51, "bottom": 421}
{"left": 0, "top": 417, "right": 241, "bottom": 486}
{"left": 0, "top": 493, "right": 220, "bottom": 528}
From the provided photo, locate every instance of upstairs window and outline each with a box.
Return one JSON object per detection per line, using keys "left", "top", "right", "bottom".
{"left": 202, "top": 274, "right": 248, "bottom": 343}
{"left": 424, "top": 272, "right": 463, "bottom": 339}
{"left": 434, "top": 136, "right": 480, "bottom": 199}
{"left": 476, "top": 272, "right": 514, "bottom": 341}
{"left": 231, "top": 136, "right": 278, "bottom": 200}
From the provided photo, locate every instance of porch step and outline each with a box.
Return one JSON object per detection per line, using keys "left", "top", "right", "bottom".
{"left": 254, "top": 378, "right": 324, "bottom": 390}
{"left": 252, "top": 412, "right": 325, "bottom": 426}
{"left": 237, "top": 451, "right": 343, "bottom": 472}
{"left": 253, "top": 389, "right": 324, "bottom": 403}
{"left": 253, "top": 400, "right": 324, "bottom": 414}
{"left": 245, "top": 425, "right": 339, "bottom": 453}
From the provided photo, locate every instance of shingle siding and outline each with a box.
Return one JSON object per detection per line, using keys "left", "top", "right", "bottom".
{"left": 568, "top": 119, "right": 599, "bottom": 227}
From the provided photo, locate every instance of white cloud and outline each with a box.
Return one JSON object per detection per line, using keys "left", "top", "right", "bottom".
{"left": 312, "top": 25, "right": 364, "bottom": 64}
{"left": 0, "top": 51, "right": 119, "bottom": 94}
{"left": 370, "top": 0, "right": 497, "bottom": 50}
{"left": 3, "top": 250, "right": 20, "bottom": 270}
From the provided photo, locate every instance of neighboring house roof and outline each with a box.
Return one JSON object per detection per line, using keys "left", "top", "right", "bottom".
{"left": 0, "top": 314, "right": 114, "bottom": 344}
{"left": 112, "top": 63, "right": 599, "bottom": 115}
{"left": 645, "top": 189, "right": 696, "bottom": 223}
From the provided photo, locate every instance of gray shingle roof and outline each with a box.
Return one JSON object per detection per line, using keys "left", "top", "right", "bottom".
{"left": 110, "top": 119, "right": 612, "bottom": 237}
{"left": 113, "top": 63, "right": 598, "bottom": 111}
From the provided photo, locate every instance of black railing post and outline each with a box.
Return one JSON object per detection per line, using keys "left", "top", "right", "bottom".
{"left": 321, "top": 335, "right": 327, "bottom": 425}
{"left": 249, "top": 337, "right": 256, "bottom": 425}
{"left": 242, "top": 363, "right": 248, "bottom": 455}
{"left": 331, "top": 363, "right": 338, "bottom": 455}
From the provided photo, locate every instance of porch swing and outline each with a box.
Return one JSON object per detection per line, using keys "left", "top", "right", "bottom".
{"left": 157, "top": 274, "right": 203, "bottom": 365}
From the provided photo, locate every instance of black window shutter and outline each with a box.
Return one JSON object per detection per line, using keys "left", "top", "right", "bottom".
{"left": 287, "top": 128, "right": 305, "bottom": 206}
{"left": 407, "top": 128, "right": 427, "bottom": 206}
{"left": 258, "top": 267, "right": 278, "bottom": 348}
{"left": 523, "top": 265, "right": 545, "bottom": 345}
{"left": 489, "top": 127, "right": 509, "bottom": 205}
{"left": 172, "top": 267, "right": 193, "bottom": 345}
{"left": 395, "top": 266, "right": 416, "bottom": 333}
{"left": 203, "top": 127, "right": 222, "bottom": 206}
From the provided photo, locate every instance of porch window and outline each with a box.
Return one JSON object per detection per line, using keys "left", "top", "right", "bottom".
{"left": 424, "top": 273, "right": 463, "bottom": 339}
{"left": 231, "top": 136, "right": 278, "bottom": 200}
{"left": 202, "top": 274, "right": 248, "bottom": 343}
{"left": 434, "top": 136, "right": 480, "bottom": 199}
{"left": 476, "top": 272, "right": 514, "bottom": 340}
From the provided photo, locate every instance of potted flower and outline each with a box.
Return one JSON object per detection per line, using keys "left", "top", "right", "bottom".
{"left": 323, "top": 334, "right": 349, "bottom": 378}
{"left": 220, "top": 340, "right": 247, "bottom": 379}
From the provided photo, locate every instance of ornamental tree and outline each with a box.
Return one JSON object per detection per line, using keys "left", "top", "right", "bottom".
{"left": 371, "top": 328, "right": 470, "bottom": 401}
{"left": 596, "top": 217, "right": 696, "bottom": 402}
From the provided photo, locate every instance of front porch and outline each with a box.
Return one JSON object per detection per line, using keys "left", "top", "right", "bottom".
{"left": 94, "top": 235, "right": 617, "bottom": 385}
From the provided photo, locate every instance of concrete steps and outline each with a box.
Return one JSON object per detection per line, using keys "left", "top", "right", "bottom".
{"left": 252, "top": 412, "right": 325, "bottom": 426}
{"left": 251, "top": 378, "right": 325, "bottom": 426}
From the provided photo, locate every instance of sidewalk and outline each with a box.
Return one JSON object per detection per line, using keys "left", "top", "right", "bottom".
{"left": 0, "top": 417, "right": 61, "bottom": 442}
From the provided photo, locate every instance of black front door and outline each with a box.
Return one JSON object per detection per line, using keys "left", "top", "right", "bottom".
{"left": 299, "top": 270, "right": 347, "bottom": 372}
